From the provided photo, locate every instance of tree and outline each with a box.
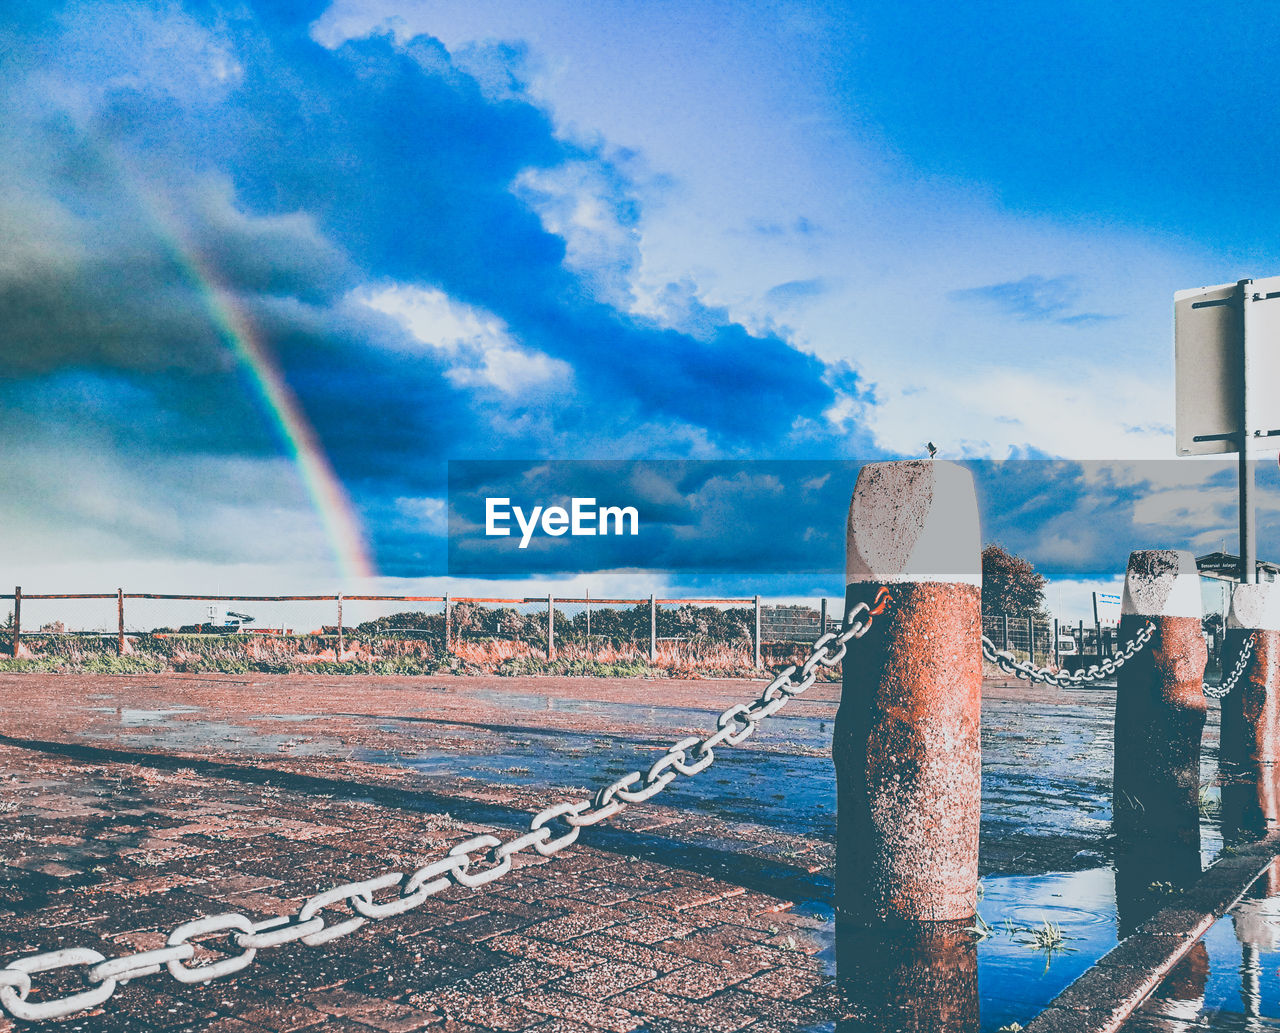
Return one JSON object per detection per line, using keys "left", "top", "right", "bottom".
{"left": 982, "top": 544, "right": 1047, "bottom": 617}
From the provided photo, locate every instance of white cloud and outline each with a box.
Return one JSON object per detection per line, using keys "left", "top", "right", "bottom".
{"left": 360, "top": 284, "right": 572, "bottom": 395}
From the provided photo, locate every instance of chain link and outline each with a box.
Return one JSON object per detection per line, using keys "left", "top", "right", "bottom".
{"left": 981, "top": 621, "right": 1157, "bottom": 686}
{"left": 0, "top": 587, "right": 892, "bottom": 1022}
{"left": 1204, "top": 634, "right": 1255, "bottom": 700}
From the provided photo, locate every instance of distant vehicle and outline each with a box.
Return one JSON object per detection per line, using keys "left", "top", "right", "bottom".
{"left": 1057, "top": 635, "right": 1078, "bottom": 655}
{"left": 176, "top": 607, "right": 256, "bottom": 634}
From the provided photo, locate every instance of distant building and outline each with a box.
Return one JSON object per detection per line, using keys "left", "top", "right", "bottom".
{"left": 1196, "top": 551, "right": 1280, "bottom": 583}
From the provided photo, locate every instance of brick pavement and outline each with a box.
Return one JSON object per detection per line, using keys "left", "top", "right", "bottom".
{"left": 0, "top": 675, "right": 842, "bottom": 1032}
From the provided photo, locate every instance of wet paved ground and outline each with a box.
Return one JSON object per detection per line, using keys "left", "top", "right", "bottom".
{"left": 0, "top": 671, "right": 1237, "bottom": 1031}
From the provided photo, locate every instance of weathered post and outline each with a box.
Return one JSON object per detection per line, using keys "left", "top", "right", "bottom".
{"left": 753, "top": 595, "right": 762, "bottom": 669}
{"left": 336, "top": 594, "right": 344, "bottom": 658}
{"left": 547, "top": 594, "right": 555, "bottom": 660}
{"left": 117, "top": 588, "right": 126, "bottom": 656}
{"left": 1220, "top": 582, "right": 1280, "bottom": 765}
{"left": 1112, "top": 551, "right": 1208, "bottom": 934}
{"left": 11, "top": 586, "right": 19, "bottom": 658}
{"left": 443, "top": 593, "right": 450, "bottom": 653}
{"left": 1113, "top": 551, "right": 1207, "bottom": 840}
{"left": 835, "top": 460, "right": 982, "bottom": 923}
{"left": 1220, "top": 583, "right": 1280, "bottom": 841}
{"left": 649, "top": 594, "right": 657, "bottom": 662}
{"left": 820, "top": 597, "right": 829, "bottom": 637}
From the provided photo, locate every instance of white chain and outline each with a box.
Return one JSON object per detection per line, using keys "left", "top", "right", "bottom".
{"left": 981, "top": 621, "right": 1157, "bottom": 686}
{"left": 1204, "top": 635, "right": 1255, "bottom": 700}
{"left": 0, "top": 590, "right": 892, "bottom": 1022}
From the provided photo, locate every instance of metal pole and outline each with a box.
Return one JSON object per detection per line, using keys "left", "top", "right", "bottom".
{"left": 753, "top": 595, "right": 762, "bottom": 669}
{"left": 336, "top": 594, "right": 343, "bottom": 657}
{"left": 443, "top": 593, "right": 450, "bottom": 653}
{"left": 1053, "top": 617, "right": 1060, "bottom": 668}
{"left": 585, "top": 588, "right": 591, "bottom": 657}
{"left": 649, "top": 594, "right": 657, "bottom": 662}
{"left": 820, "top": 597, "right": 828, "bottom": 637}
{"left": 1002, "top": 614, "right": 1009, "bottom": 651}
{"left": 1027, "top": 616, "right": 1034, "bottom": 663}
{"left": 117, "top": 588, "right": 125, "bottom": 656}
{"left": 1240, "top": 279, "right": 1258, "bottom": 585}
{"left": 547, "top": 594, "right": 554, "bottom": 660}
{"left": 12, "top": 586, "right": 19, "bottom": 658}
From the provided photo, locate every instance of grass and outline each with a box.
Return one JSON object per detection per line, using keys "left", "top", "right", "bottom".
{"left": 966, "top": 913, "right": 1078, "bottom": 973}
{"left": 0, "top": 631, "right": 834, "bottom": 678}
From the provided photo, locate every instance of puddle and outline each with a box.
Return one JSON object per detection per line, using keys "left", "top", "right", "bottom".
{"left": 91, "top": 705, "right": 203, "bottom": 725}
{"left": 1119, "top": 861, "right": 1280, "bottom": 1031}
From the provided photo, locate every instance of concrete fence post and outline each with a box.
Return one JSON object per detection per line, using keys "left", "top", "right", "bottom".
{"left": 1113, "top": 550, "right": 1208, "bottom": 841}
{"left": 649, "top": 594, "right": 657, "bottom": 662}
{"left": 835, "top": 460, "right": 982, "bottom": 923}
{"left": 117, "top": 588, "right": 125, "bottom": 656}
{"left": 1220, "top": 583, "right": 1280, "bottom": 768}
{"left": 11, "top": 586, "right": 19, "bottom": 658}
{"left": 753, "top": 595, "right": 762, "bottom": 669}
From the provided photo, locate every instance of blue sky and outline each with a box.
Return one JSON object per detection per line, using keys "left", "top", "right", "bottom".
{"left": 2, "top": 0, "right": 1277, "bottom": 616}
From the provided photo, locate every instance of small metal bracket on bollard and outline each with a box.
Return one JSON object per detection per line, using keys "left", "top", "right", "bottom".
{"left": 835, "top": 459, "right": 983, "bottom": 924}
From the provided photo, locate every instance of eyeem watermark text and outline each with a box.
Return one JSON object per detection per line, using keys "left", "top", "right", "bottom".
{"left": 485, "top": 497, "right": 639, "bottom": 549}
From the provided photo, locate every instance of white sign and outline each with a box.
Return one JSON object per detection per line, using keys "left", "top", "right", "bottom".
{"left": 1174, "top": 275, "right": 1280, "bottom": 456}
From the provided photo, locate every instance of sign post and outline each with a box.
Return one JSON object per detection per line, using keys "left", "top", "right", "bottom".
{"left": 1175, "top": 277, "right": 1280, "bottom": 584}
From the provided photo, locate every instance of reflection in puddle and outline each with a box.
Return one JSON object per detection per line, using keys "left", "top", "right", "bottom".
{"left": 1121, "top": 860, "right": 1280, "bottom": 1030}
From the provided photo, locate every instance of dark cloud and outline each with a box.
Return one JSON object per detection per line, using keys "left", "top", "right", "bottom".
{"left": 949, "top": 275, "right": 1114, "bottom": 326}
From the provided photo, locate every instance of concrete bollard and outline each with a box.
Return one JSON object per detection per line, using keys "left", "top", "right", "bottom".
{"left": 835, "top": 460, "right": 982, "bottom": 923}
{"left": 1113, "top": 550, "right": 1208, "bottom": 846}
{"left": 1220, "top": 583, "right": 1280, "bottom": 841}
{"left": 1220, "top": 583, "right": 1280, "bottom": 766}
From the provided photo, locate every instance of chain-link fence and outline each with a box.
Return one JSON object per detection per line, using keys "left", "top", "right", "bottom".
{"left": 980, "top": 613, "right": 1121, "bottom": 670}
{"left": 0, "top": 591, "right": 851, "bottom": 676}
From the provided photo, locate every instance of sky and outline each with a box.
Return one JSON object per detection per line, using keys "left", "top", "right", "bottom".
{"left": 3, "top": 0, "right": 1279, "bottom": 619}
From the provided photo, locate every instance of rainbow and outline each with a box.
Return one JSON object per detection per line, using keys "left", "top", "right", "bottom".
{"left": 188, "top": 263, "right": 377, "bottom": 583}
{"left": 121, "top": 166, "right": 376, "bottom": 582}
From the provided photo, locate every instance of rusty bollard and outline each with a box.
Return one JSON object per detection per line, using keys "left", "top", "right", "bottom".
{"left": 1220, "top": 583, "right": 1280, "bottom": 841}
{"left": 1113, "top": 550, "right": 1208, "bottom": 841}
{"left": 1112, "top": 551, "right": 1207, "bottom": 935}
{"left": 835, "top": 460, "right": 981, "bottom": 923}
{"left": 1220, "top": 583, "right": 1280, "bottom": 765}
